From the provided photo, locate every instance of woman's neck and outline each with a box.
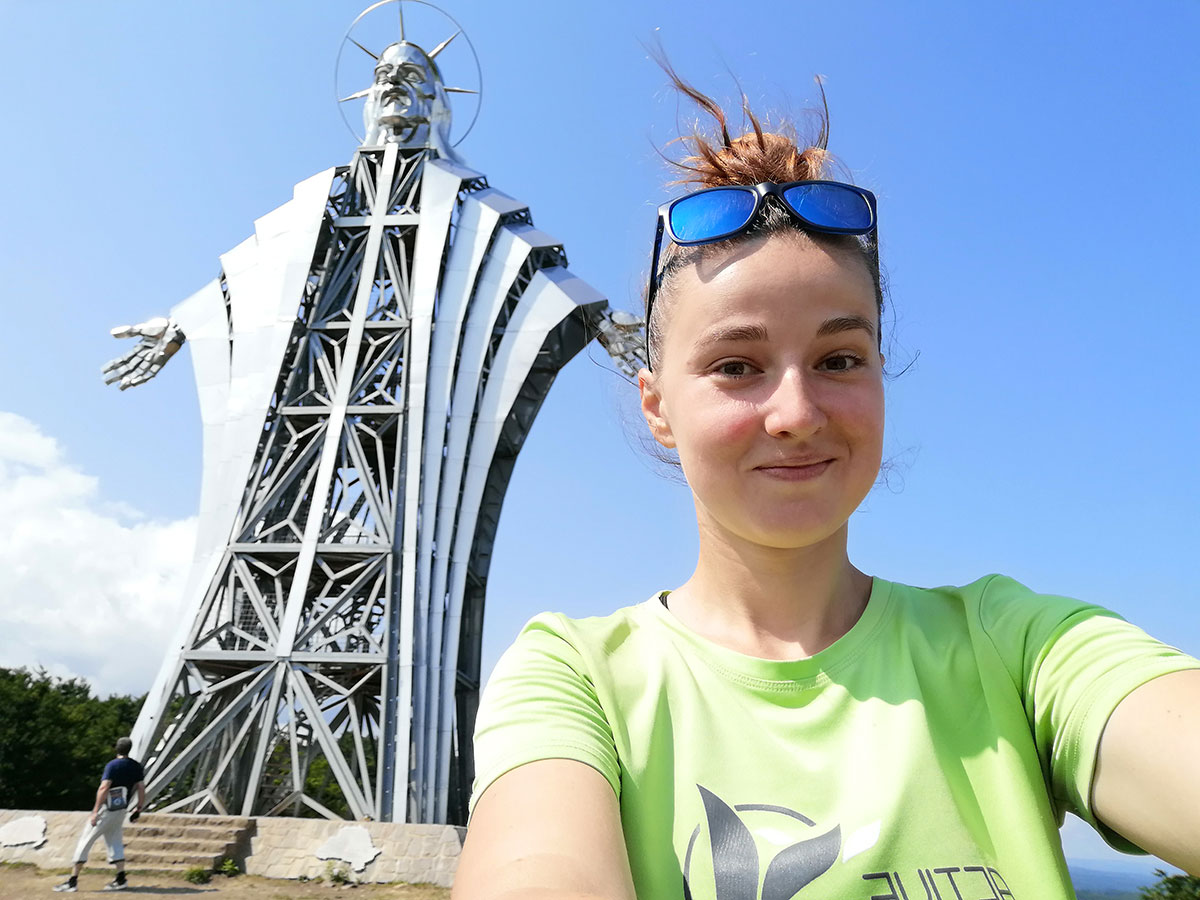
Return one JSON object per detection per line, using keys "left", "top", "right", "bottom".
{"left": 666, "top": 519, "right": 872, "bottom": 660}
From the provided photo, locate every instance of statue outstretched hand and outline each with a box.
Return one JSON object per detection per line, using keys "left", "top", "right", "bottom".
{"left": 102, "top": 316, "right": 187, "bottom": 390}
{"left": 592, "top": 307, "right": 647, "bottom": 379}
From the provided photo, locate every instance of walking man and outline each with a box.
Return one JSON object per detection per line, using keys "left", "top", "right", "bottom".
{"left": 54, "top": 736, "right": 145, "bottom": 892}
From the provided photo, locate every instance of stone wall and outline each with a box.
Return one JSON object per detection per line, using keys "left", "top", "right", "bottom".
{"left": 0, "top": 810, "right": 97, "bottom": 868}
{"left": 246, "top": 818, "right": 465, "bottom": 886}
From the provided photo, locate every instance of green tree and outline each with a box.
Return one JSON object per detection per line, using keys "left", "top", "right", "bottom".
{"left": 1140, "top": 869, "right": 1200, "bottom": 900}
{"left": 0, "top": 666, "right": 143, "bottom": 810}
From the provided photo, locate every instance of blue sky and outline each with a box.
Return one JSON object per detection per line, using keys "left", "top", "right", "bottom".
{"left": 0, "top": 0, "right": 1196, "bottom": 873}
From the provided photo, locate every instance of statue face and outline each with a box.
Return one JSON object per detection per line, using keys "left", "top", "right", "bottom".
{"left": 364, "top": 43, "right": 438, "bottom": 144}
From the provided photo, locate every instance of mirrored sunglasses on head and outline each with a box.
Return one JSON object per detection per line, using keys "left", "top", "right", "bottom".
{"left": 645, "top": 180, "right": 877, "bottom": 370}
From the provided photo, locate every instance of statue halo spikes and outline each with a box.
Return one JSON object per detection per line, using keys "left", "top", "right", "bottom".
{"left": 335, "top": 0, "right": 483, "bottom": 151}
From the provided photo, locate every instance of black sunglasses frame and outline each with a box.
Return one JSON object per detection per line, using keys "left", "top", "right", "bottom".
{"left": 643, "top": 180, "right": 878, "bottom": 371}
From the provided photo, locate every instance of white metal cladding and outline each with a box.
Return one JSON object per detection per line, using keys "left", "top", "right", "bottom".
{"left": 130, "top": 278, "right": 229, "bottom": 761}
{"left": 131, "top": 170, "right": 336, "bottom": 759}
{"left": 170, "top": 279, "right": 231, "bottom": 625}
{"left": 432, "top": 265, "right": 604, "bottom": 822}
{"left": 393, "top": 158, "right": 463, "bottom": 823}
{"left": 411, "top": 186, "right": 523, "bottom": 816}
{"left": 129, "top": 145, "right": 634, "bottom": 824}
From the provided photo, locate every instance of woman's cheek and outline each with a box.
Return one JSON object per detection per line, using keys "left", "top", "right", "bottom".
{"left": 672, "top": 397, "right": 757, "bottom": 477}
{"left": 829, "top": 380, "right": 884, "bottom": 435}
{"left": 860, "top": 389, "right": 887, "bottom": 445}
{"left": 702, "top": 397, "right": 761, "bottom": 447}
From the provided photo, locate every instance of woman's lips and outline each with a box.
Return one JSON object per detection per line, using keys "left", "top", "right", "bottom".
{"left": 754, "top": 459, "right": 833, "bottom": 481}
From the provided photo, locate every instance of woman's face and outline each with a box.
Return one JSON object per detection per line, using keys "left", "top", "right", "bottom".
{"left": 639, "top": 233, "right": 885, "bottom": 551}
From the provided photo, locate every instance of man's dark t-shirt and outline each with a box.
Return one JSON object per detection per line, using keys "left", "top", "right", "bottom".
{"left": 100, "top": 757, "right": 145, "bottom": 810}
{"left": 101, "top": 757, "right": 144, "bottom": 790}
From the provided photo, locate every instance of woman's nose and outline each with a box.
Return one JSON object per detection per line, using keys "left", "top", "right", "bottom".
{"left": 763, "top": 368, "right": 827, "bottom": 437}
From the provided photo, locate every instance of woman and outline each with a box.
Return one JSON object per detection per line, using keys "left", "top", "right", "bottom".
{"left": 452, "top": 73, "right": 1200, "bottom": 899}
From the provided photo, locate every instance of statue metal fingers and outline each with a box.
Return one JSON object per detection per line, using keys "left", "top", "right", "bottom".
{"left": 102, "top": 317, "right": 187, "bottom": 390}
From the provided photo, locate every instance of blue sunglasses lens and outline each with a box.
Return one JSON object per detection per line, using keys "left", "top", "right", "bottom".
{"left": 668, "top": 188, "right": 757, "bottom": 242}
{"left": 782, "top": 183, "right": 873, "bottom": 231}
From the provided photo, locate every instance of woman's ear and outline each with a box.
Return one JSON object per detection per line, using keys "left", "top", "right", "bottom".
{"left": 638, "top": 367, "right": 676, "bottom": 449}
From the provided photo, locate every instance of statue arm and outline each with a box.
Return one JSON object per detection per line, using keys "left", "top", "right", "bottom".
{"left": 591, "top": 306, "right": 647, "bottom": 379}
{"left": 101, "top": 316, "right": 187, "bottom": 390}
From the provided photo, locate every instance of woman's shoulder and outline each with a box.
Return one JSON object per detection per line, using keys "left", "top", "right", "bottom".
{"left": 884, "top": 573, "right": 1157, "bottom": 675}
{"left": 883, "top": 572, "right": 1120, "bottom": 624}
{"left": 880, "top": 574, "right": 1139, "bottom": 669}
{"left": 498, "top": 595, "right": 666, "bottom": 667}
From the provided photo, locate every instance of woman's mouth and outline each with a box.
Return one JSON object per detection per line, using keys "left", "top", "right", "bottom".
{"left": 754, "top": 459, "right": 833, "bottom": 481}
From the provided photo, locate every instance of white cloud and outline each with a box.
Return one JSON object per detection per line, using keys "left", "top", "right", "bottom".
{"left": 0, "top": 411, "right": 196, "bottom": 697}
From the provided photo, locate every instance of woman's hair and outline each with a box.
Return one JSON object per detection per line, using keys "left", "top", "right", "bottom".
{"left": 648, "top": 60, "right": 884, "bottom": 368}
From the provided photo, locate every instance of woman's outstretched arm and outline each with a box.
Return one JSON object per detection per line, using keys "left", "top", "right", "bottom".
{"left": 452, "top": 759, "right": 638, "bottom": 900}
{"left": 1092, "top": 668, "right": 1200, "bottom": 873}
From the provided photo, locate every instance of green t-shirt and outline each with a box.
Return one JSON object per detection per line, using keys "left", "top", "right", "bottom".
{"left": 470, "top": 575, "right": 1199, "bottom": 900}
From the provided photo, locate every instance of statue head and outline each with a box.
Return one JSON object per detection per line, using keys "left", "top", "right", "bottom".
{"left": 362, "top": 41, "right": 456, "bottom": 158}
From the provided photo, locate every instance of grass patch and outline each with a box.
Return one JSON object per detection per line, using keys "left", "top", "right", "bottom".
{"left": 326, "top": 860, "right": 354, "bottom": 885}
{"left": 183, "top": 865, "right": 212, "bottom": 884}
{"left": 218, "top": 856, "right": 241, "bottom": 877}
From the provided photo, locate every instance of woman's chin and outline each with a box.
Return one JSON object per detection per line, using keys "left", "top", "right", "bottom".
{"left": 704, "top": 512, "right": 850, "bottom": 553}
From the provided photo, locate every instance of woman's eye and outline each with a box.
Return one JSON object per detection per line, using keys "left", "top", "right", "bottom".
{"left": 715, "top": 361, "right": 751, "bottom": 377}
{"left": 820, "top": 354, "right": 863, "bottom": 372}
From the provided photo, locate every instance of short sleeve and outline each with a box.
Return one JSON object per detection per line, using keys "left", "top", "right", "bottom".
{"left": 469, "top": 614, "right": 620, "bottom": 818}
{"left": 101, "top": 760, "right": 116, "bottom": 782}
{"left": 979, "top": 575, "right": 1200, "bottom": 851}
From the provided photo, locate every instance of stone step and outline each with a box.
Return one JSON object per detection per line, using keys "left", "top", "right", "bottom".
{"left": 135, "top": 812, "right": 252, "bottom": 829}
{"left": 125, "top": 848, "right": 227, "bottom": 869}
{"left": 121, "top": 811, "right": 255, "bottom": 874}
{"left": 128, "top": 824, "right": 241, "bottom": 840}
{"left": 124, "top": 836, "right": 237, "bottom": 855}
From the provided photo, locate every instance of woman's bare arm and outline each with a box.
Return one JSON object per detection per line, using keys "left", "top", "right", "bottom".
{"left": 452, "top": 759, "right": 637, "bottom": 900}
{"left": 1092, "top": 668, "right": 1200, "bottom": 873}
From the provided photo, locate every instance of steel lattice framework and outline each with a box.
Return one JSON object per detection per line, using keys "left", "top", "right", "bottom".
{"left": 125, "top": 138, "right": 644, "bottom": 824}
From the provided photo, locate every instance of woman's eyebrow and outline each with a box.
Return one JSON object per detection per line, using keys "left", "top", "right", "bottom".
{"left": 696, "top": 323, "right": 770, "bottom": 347}
{"left": 816, "top": 315, "right": 877, "bottom": 339}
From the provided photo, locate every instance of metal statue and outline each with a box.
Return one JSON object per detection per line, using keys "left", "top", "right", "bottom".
{"left": 103, "top": 0, "right": 646, "bottom": 826}
{"left": 361, "top": 40, "right": 454, "bottom": 152}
